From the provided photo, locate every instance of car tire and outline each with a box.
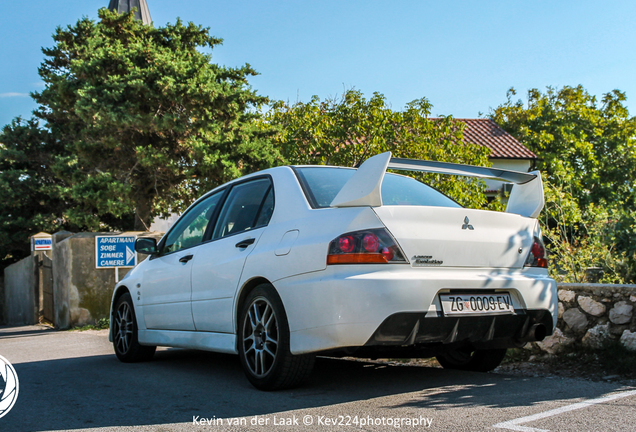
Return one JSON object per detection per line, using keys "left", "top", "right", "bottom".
{"left": 112, "top": 292, "right": 156, "bottom": 363}
{"left": 238, "top": 284, "right": 315, "bottom": 391}
{"left": 436, "top": 347, "right": 507, "bottom": 372}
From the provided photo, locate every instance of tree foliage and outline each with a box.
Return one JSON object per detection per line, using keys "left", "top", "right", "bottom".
{"left": 33, "top": 8, "right": 279, "bottom": 230}
{"left": 491, "top": 86, "right": 636, "bottom": 213}
{"left": 0, "top": 118, "right": 69, "bottom": 267}
{"left": 266, "top": 90, "right": 492, "bottom": 208}
{"left": 491, "top": 86, "right": 636, "bottom": 282}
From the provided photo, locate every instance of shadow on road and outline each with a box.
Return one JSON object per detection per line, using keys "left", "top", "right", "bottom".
{"left": 0, "top": 325, "right": 56, "bottom": 339}
{"left": 4, "top": 346, "right": 630, "bottom": 431}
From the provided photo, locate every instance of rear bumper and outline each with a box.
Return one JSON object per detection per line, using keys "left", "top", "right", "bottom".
{"left": 274, "top": 265, "right": 557, "bottom": 355}
{"left": 366, "top": 309, "right": 552, "bottom": 347}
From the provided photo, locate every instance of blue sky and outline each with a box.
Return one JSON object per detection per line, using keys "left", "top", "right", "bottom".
{"left": 1, "top": 1, "right": 635, "bottom": 127}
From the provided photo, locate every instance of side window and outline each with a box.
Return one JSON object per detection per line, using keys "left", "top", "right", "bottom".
{"left": 162, "top": 191, "right": 223, "bottom": 254}
{"left": 212, "top": 178, "right": 273, "bottom": 240}
{"left": 255, "top": 187, "right": 274, "bottom": 227}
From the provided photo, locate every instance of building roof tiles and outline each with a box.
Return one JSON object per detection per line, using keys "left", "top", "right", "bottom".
{"left": 458, "top": 118, "right": 537, "bottom": 159}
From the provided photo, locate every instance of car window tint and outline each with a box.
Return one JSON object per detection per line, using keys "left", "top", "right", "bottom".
{"left": 212, "top": 178, "right": 272, "bottom": 239}
{"left": 295, "top": 167, "right": 460, "bottom": 208}
{"left": 255, "top": 186, "right": 274, "bottom": 227}
{"left": 381, "top": 174, "right": 461, "bottom": 207}
{"left": 295, "top": 167, "right": 354, "bottom": 208}
{"left": 163, "top": 191, "right": 222, "bottom": 254}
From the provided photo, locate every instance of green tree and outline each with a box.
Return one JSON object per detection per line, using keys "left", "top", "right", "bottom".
{"left": 266, "top": 90, "right": 492, "bottom": 208}
{"left": 490, "top": 86, "right": 636, "bottom": 282}
{"left": 34, "top": 8, "right": 279, "bottom": 230}
{"left": 0, "top": 118, "right": 69, "bottom": 267}
{"left": 490, "top": 86, "right": 636, "bottom": 212}
{"left": 541, "top": 180, "right": 631, "bottom": 283}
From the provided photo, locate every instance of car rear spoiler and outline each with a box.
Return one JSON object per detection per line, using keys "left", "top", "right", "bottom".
{"left": 330, "top": 151, "right": 544, "bottom": 218}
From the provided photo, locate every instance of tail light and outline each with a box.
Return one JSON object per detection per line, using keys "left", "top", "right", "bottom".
{"left": 525, "top": 236, "right": 548, "bottom": 268}
{"left": 327, "top": 228, "right": 407, "bottom": 265}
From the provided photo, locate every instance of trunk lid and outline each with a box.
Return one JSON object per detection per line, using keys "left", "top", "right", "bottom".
{"left": 373, "top": 206, "right": 536, "bottom": 268}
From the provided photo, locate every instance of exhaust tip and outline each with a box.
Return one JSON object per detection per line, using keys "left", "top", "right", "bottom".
{"left": 533, "top": 324, "right": 547, "bottom": 342}
{"left": 516, "top": 323, "right": 547, "bottom": 343}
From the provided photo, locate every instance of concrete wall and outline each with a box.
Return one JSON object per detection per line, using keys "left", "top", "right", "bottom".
{"left": 4, "top": 255, "right": 37, "bottom": 325}
{"left": 150, "top": 213, "right": 179, "bottom": 233}
{"left": 0, "top": 276, "right": 4, "bottom": 325}
{"left": 535, "top": 283, "right": 636, "bottom": 354}
{"left": 52, "top": 231, "right": 74, "bottom": 329}
{"left": 53, "top": 231, "right": 162, "bottom": 329}
{"left": 54, "top": 231, "right": 131, "bottom": 329}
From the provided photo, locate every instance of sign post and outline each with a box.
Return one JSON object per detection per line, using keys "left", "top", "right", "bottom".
{"left": 95, "top": 235, "right": 138, "bottom": 282}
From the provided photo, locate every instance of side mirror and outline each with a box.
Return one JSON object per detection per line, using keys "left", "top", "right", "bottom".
{"left": 135, "top": 238, "right": 158, "bottom": 255}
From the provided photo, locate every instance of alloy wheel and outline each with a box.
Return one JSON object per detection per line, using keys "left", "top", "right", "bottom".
{"left": 114, "top": 302, "right": 133, "bottom": 355}
{"left": 242, "top": 297, "right": 279, "bottom": 377}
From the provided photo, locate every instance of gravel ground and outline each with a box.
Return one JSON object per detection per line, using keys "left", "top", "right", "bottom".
{"left": 348, "top": 348, "right": 636, "bottom": 387}
{"left": 495, "top": 351, "right": 636, "bottom": 385}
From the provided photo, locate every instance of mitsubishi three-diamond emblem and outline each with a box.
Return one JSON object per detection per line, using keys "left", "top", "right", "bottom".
{"left": 462, "top": 216, "right": 474, "bottom": 230}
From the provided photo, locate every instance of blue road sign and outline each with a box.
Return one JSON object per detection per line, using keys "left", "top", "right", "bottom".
{"left": 95, "top": 235, "right": 137, "bottom": 268}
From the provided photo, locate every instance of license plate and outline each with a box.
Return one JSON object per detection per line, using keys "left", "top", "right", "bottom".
{"left": 440, "top": 293, "right": 515, "bottom": 316}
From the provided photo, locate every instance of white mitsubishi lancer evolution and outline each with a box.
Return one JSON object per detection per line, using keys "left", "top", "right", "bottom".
{"left": 109, "top": 152, "right": 557, "bottom": 390}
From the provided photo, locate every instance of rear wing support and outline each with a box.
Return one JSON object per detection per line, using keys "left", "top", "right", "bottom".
{"left": 330, "top": 152, "right": 544, "bottom": 218}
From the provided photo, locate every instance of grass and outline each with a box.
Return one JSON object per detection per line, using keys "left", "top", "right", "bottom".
{"left": 501, "top": 347, "right": 533, "bottom": 364}
{"left": 69, "top": 317, "right": 110, "bottom": 331}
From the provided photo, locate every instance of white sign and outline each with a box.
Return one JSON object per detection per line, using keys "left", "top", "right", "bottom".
{"left": 32, "top": 238, "right": 53, "bottom": 251}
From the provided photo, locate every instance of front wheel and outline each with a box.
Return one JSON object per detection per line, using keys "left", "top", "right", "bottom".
{"left": 112, "top": 293, "right": 156, "bottom": 363}
{"left": 238, "top": 284, "right": 314, "bottom": 390}
{"left": 436, "top": 347, "right": 507, "bottom": 372}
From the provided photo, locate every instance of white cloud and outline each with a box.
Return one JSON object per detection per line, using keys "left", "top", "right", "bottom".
{"left": 0, "top": 92, "right": 29, "bottom": 98}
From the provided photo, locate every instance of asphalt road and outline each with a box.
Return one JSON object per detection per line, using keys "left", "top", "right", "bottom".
{"left": 1, "top": 325, "right": 635, "bottom": 432}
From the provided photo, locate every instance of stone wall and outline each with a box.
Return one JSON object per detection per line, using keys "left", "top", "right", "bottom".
{"left": 536, "top": 283, "right": 636, "bottom": 354}
{"left": 53, "top": 231, "right": 128, "bottom": 329}
{"left": 52, "top": 231, "right": 162, "bottom": 329}
{"left": 52, "top": 231, "right": 77, "bottom": 329}
{"left": 3, "top": 255, "right": 37, "bottom": 325}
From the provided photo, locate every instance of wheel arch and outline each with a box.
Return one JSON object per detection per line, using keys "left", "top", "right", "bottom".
{"left": 109, "top": 286, "right": 130, "bottom": 341}
{"left": 235, "top": 276, "right": 274, "bottom": 335}
{"left": 109, "top": 285, "right": 132, "bottom": 324}
{"left": 111, "top": 286, "right": 131, "bottom": 317}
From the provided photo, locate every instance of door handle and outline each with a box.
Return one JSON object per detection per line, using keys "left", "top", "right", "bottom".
{"left": 235, "top": 238, "right": 256, "bottom": 248}
{"left": 179, "top": 254, "right": 194, "bottom": 263}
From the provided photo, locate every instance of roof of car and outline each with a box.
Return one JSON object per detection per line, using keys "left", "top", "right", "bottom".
{"left": 290, "top": 165, "right": 354, "bottom": 169}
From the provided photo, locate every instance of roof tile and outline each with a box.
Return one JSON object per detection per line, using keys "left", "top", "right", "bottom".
{"left": 457, "top": 119, "right": 537, "bottom": 159}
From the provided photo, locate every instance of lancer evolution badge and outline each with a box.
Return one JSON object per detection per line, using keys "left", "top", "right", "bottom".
{"left": 412, "top": 255, "right": 443, "bottom": 266}
{"left": 462, "top": 216, "right": 474, "bottom": 230}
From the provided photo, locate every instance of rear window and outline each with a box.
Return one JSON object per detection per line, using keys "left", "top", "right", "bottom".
{"left": 294, "top": 167, "right": 461, "bottom": 209}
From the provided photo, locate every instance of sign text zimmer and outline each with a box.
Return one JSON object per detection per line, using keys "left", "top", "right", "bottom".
{"left": 95, "top": 236, "right": 137, "bottom": 268}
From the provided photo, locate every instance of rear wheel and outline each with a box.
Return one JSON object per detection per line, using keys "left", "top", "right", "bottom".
{"left": 436, "top": 347, "right": 507, "bottom": 372}
{"left": 238, "top": 284, "right": 314, "bottom": 390}
{"left": 112, "top": 293, "right": 156, "bottom": 362}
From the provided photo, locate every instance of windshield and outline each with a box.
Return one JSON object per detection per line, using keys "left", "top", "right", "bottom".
{"left": 294, "top": 167, "right": 461, "bottom": 209}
